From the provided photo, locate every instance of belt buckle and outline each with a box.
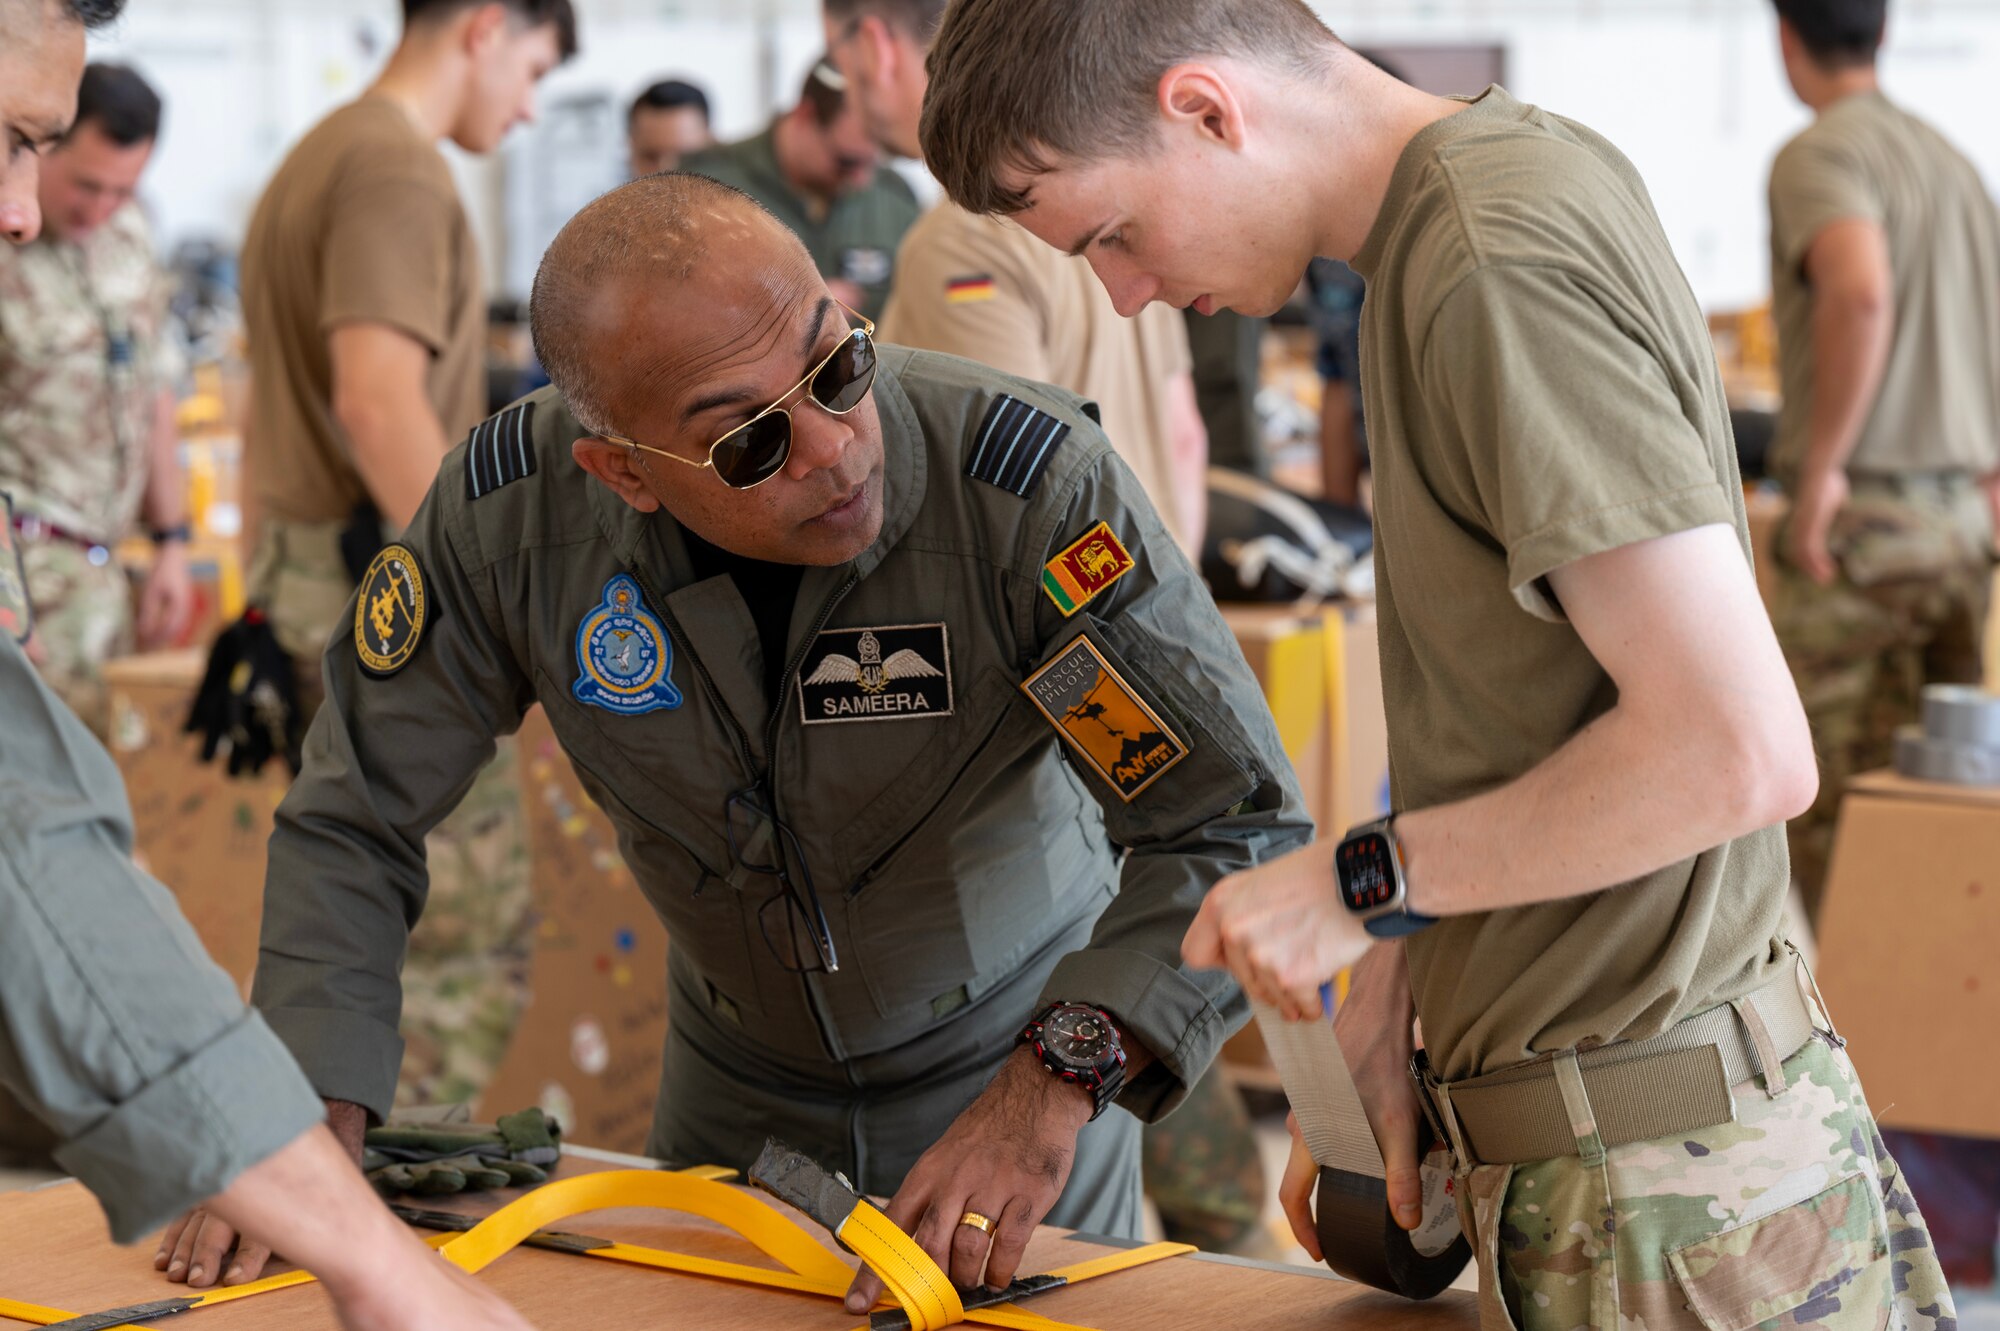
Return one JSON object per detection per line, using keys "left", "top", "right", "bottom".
{"left": 1408, "top": 1049, "right": 1455, "bottom": 1158}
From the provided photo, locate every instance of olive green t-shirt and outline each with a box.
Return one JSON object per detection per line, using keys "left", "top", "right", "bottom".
{"left": 686, "top": 123, "right": 920, "bottom": 322}
{"left": 1768, "top": 90, "right": 2000, "bottom": 482}
{"left": 241, "top": 97, "right": 487, "bottom": 525}
{"left": 1349, "top": 87, "right": 1791, "bottom": 1082}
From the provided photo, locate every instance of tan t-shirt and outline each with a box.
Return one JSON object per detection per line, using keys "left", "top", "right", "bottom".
{"left": 241, "top": 97, "right": 486, "bottom": 525}
{"left": 1768, "top": 90, "right": 2000, "bottom": 482}
{"left": 881, "top": 204, "right": 1197, "bottom": 551}
{"left": 1350, "top": 87, "right": 1791, "bottom": 1082}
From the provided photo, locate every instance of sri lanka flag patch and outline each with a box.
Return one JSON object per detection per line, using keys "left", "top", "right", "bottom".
{"left": 1042, "top": 522, "right": 1134, "bottom": 617}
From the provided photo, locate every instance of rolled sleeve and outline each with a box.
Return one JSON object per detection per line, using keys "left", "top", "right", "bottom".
{"left": 1769, "top": 136, "right": 1882, "bottom": 281}
{"left": 0, "top": 637, "right": 322, "bottom": 1244}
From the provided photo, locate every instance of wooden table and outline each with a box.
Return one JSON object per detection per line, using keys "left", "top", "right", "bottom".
{"left": 0, "top": 1153, "right": 1477, "bottom": 1331}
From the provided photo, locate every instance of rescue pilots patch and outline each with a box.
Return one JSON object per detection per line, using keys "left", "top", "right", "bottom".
{"left": 966, "top": 395, "right": 1070, "bottom": 498}
{"left": 0, "top": 492, "right": 31, "bottom": 644}
{"left": 574, "top": 573, "right": 682, "bottom": 716}
{"left": 354, "top": 544, "right": 429, "bottom": 677}
{"left": 798, "top": 623, "right": 953, "bottom": 725}
{"left": 1042, "top": 522, "right": 1134, "bottom": 617}
{"left": 1021, "top": 635, "right": 1188, "bottom": 801}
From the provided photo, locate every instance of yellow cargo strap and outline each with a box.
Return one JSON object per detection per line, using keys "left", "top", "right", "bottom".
{"left": 0, "top": 1169, "right": 1190, "bottom": 1331}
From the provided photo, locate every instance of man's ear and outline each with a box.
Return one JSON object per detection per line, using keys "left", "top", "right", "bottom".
{"left": 572, "top": 437, "right": 662, "bottom": 513}
{"left": 1157, "top": 63, "right": 1248, "bottom": 153}
{"left": 463, "top": 1, "right": 512, "bottom": 56}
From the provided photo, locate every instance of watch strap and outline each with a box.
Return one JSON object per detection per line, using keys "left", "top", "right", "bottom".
{"left": 1020, "top": 1002, "right": 1126, "bottom": 1121}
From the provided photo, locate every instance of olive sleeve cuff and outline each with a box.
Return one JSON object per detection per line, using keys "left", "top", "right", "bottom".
{"left": 1037, "top": 948, "right": 1244, "bottom": 1125}
{"left": 257, "top": 1004, "right": 404, "bottom": 1128}
{"left": 53, "top": 1011, "right": 325, "bottom": 1245}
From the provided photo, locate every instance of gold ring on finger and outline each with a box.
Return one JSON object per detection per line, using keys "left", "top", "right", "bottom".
{"left": 958, "top": 1210, "right": 994, "bottom": 1234}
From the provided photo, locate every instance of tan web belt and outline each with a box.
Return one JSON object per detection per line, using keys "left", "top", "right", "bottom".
{"left": 0, "top": 1164, "right": 1189, "bottom": 1331}
{"left": 1420, "top": 956, "right": 1826, "bottom": 1167}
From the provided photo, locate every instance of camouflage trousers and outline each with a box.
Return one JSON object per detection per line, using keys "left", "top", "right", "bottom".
{"left": 1141, "top": 1065, "right": 1275, "bottom": 1258}
{"left": 20, "top": 537, "right": 132, "bottom": 738}
{"left": 254, "top": 516, "right": 536, "bottom": 1112}
{"left": 1771, "top": 474, "right": 1994, "bottom": 918}
{"left": 1462, "top": 1034, "right": 1955, "bottom": 1331}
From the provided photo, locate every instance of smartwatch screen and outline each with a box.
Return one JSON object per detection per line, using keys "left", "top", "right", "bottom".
{"left": 1336, "top": 832, "right": 1396, "bottom": 911}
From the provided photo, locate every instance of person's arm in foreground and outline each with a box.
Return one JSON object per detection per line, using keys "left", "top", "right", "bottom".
{"left": 1190, "top": 522, "right": 1817, "bottom": 1224}
{"left": 135, "top": 387, "right": 194, "bottom": 647}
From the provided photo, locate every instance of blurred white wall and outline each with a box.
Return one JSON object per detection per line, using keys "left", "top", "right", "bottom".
{"left": 87, "top": 0, "right": 2000, "bottom": 309}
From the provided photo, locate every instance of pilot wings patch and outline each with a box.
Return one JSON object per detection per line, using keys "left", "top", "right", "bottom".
{"left": 797, "top": 623, "right": 953, "bottom": 725}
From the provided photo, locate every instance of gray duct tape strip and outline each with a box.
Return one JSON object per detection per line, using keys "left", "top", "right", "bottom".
{"left": 1895, "top": 725, "right": 2000, "bottom": 786}
{"left": 1922, "top": 685, "right": 2000, "bottom": 748}
{"left": 1252, "top": 1002, "right": 1470, "bottom": 1299}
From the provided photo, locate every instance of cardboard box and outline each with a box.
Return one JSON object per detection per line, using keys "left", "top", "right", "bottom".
{"left": 103, "top": 650, "right": 288, "bottom": 998}
{"left": 475, "top": 708, "right": 669, "bottom": 1153}
{"left": 1816, "top": 769, "right": 2000, "bottom": 1139}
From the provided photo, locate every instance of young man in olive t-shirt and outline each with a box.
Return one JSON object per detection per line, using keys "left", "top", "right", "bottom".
{"left": 922, "top": 1, "right": 1956, "bottom": 1327}
{"left": 1765, "top": 0, "right": 2000, "bottom": 918}
{"left": 168, "top": 0, "right": 575, "bottom": 1295}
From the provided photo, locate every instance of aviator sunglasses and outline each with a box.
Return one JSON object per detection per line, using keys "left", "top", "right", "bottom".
{"left": 605, "top": 305, "right": 878, "bottom": 490}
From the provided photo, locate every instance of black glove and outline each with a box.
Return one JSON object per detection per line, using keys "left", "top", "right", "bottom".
{"left": 184, "top": 606, "right": 304, "bottom": 777}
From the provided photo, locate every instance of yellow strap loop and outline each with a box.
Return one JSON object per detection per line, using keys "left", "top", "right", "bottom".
{"left": 837, "top": 1201, "right": 965, "bottom": 1330}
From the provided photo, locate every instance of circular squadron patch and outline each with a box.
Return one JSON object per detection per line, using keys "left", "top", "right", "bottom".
{"left": 573, "top": 573, "right": 682, "bottom": 715}
{"left": 354, "top": 543, "right": 429, "bottom": 677}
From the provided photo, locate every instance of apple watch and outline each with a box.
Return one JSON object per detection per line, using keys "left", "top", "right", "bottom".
{"left": 1335, "top": 815, "right": 1436, "bottom": 939}
{"left": 1019, "top": 1001, "right": 1126, "bottom": 1121}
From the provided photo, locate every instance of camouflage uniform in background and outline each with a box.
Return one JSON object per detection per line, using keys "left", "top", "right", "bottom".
{"left": 1475, "top": 1035, "right": 1955, "bottom": 1330}
{"left": 1771, "top": 473, "right": 1994, "bottom": 916}
{"left": 0, "top": 205, "right": 178, "bottom": 736}
{"left": 250, "top": 514, "right": 533, "bottom": 1111}
{"left": 1141, "top": 1067, "right": 1276, "bottom": 1258}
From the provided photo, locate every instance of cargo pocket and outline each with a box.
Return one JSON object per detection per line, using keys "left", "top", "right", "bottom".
{"left": 1459, "top": 1162, "right": 1523, "bottom": 1331}
{"left": 1667, "top": 1172, "right": 1889, "bottom": 1331}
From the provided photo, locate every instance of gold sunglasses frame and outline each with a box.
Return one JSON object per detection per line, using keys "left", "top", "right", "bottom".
{"left": 603, "top": 306, "right": 877, "bottom": 492}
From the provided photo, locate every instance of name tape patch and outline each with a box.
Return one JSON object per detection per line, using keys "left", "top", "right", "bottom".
{"left": 466, "top": 401, "right": 538, "bottom": 501}
{"left": 1021, "top": 635, "right": 1188, "bottom": 801}
{"left": 354, "top": 544, "right": 429, "bottom": 677}
{"left": 798, "top": 623, "right": 953, "bottom": 725}
{"left": 574, "top": 573, "right": 683, "bottom": 715}
{"left": 966, "top": 395, "right": 1070, "bottom": 498}
{"left": 1042, "top": 521, "right": 1134, "bottom": 617}
{"left": 0, "top": 492, "right": 31, "bottom": 643}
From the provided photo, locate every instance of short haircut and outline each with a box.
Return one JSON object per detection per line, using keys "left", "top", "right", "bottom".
{"left": 923, "top": 0, "right": 1339, "bottom": 216}
{"left": 1771, "top": 0, "right": 1886, "bottom": 66}
{"left": 60, "top": 0, "right": 125, "bottom": 26}
{"left": 823, "top": 0, "right": 946, "bottom": 44}
{"left": 530, "top": 173, "right": 789, "bottom": 435}
{"left": 799, "top": 60, "right": 846, "bottom": 128}
{"left": 629, "top": 78, "right": 710, "bottom": 129}
{"left": 71, "top": 62, "right": 160, "bottom": 146}
{"left": 402, "top": 0, "right": 578, "bottom": 59}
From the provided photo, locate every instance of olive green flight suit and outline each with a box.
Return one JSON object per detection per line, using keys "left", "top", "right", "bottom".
{"left": 0, "top": 626, "right": 324, "bottom": 1243}
{"left": 251, "top": 349, "right": 1311, "bottom": 1236}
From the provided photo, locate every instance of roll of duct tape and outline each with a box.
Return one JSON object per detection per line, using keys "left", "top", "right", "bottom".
{"left": 1253, "top": 1002, "right": 1471, "bottom": 1299}
{"left": 1894, "top": 725, "right": 2000, "bottom": 786}
{"left": 1922, "top": 685, "right": 2000, "bottom": 748}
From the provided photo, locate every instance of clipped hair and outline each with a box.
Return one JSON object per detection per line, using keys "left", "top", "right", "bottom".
{"left": 1771, "top": 0, "right": 1886, "bottom": 66}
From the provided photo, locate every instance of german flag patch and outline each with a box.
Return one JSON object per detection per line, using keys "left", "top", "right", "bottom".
{"left": 1042, "top": 522, "right": 1134, "bottom": 617}
{"left": 946, "top": 273, "right": 997, "bottom": 304}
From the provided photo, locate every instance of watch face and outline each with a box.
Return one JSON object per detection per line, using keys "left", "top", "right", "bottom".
{"left": 1336, "top": 831, "right": 1397, "bottom": 912}
{"left": 1043, "top": 1005, "right": 1113, "bottom": 1069}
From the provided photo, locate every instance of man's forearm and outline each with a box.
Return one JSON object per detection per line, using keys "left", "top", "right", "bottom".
{"left": 1797, "top": 285, "right": 1893, "bottom": 490}
{"left": 340, "top": 390, "right": 449, "bottom": 532}
{"left": 142, "top": 390, "right": 186, "bottom": 530}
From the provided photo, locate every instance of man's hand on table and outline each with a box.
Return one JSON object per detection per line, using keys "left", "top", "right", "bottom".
{"left": 155, "top": 1097, "right": 368, "bottom": 1287}
{"left": 1181, "top": 840, "right": 1373, "bottom": 1021}
{"left": 842, "top": 1043, "right": 1100, "bottom": 1314}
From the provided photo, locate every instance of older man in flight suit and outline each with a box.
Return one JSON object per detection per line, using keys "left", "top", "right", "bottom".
{"left": 191, "top": 173, "right": 1309, "bottom": 1309}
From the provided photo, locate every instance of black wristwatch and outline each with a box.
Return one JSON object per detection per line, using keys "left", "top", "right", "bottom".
{"left": 149, "top": 522, "right": 192, "bottom": 546}
{"left": 1335, "top": 815, "right": 1436, "bottom": 939}
{"left": 1019, "top": 1001, "right": 1126, "bottom": 1121}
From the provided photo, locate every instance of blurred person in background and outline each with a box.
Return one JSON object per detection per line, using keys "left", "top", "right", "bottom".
{"left": 1765, "top": 0, "right": 2000, "bottom": 920}
{"left": 686, "top": 59, "right": 918, "bottom": 322}
{"left": 627, "top": 77, "right": 711, "bottom": 177}
{"left": 173, "top": 0, "right": 576, "bottom": 1290}
{"left": 0, "top": 61, "right": 191, "bottom": 736}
